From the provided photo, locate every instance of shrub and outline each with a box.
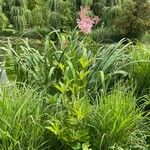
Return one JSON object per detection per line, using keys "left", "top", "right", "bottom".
{"left": 46, "top": 0, "right": 73, "bottom": 31}
{"left": 0, "top": 12, "right": 8, "bottom": 30}
{"left": 0, "top": 29, "right": 16, "bottom": 36}
{"left": 45, "top": 94, "right": 91, "bottom": 149}
{"left": 91, "top": 27, "right": 121, "bottom": 43}
{"left": 141, "top": 32, "right": 150, "bottom": 44}
{"left": 21, "top": 27, "right": 50, "bottom": 39}
{"left": 114, "top": 0, "right": 150, "bottom": 39}
{"left": 30, "top": 5, "right": 45, "bottom": 27}
{"left": 45, "top": 85, "right": 149, "bottom": 149}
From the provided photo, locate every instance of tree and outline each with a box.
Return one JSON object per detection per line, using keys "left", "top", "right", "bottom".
{"left": 9, "top": 0, "right": 30, "bottom": 31}
{"left": 0, "top": 0, "right": 8, "bottom": 30}
{"left": 46, "top": 0, "right": 73, "bottom": 30}
{"left": 114, "top": 0, "right": 150, "bottom": 38}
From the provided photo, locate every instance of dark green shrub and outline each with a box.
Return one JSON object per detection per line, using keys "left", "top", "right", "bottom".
{"left": 114, "top": 0, "right": 150, "bottom": 39}
{"left": 0, "top": 29, "right": 16, "bottom": 36}
{"left": 21, "top": 27, "right": 50, "bottom": 39}
{"left": 91, "top": 27, "right": 121, "bottom": 43}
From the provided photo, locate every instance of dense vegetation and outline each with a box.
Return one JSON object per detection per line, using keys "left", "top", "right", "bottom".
{"left": 0, "top": 0, "right": 149, "bottom": 150}
{"left": 0, "top": 0, "right": 149, "bottom": 41}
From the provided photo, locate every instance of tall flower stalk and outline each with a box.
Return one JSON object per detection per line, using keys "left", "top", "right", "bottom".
{"left": 77, "top": 6, "right": 100, "bottom": 34}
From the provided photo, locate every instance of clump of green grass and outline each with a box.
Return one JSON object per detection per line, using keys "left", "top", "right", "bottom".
{"left": 0, "top": 84, "right": 48, "bottom": 150}
{"left": 87, "top": 86, "right": 149, "bottom": 150}
{"left": 128, "top": 43, "right": 150, "bottom": 96}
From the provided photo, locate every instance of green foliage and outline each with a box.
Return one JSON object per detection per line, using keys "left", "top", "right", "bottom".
{"left": 30, "top": 5, "right": 45, "bottom": 27}
{"left": 3, "top": 31, "right": 130, "bottom": 95}
{"left": 87, "top": 87, "right": 149, "bottom": 149}
{"left": 0, "top": 84, "right": 46, "bottom": 149}
{"left": 0, "top": 29, "right": 16, "bottom": 36}
{"left": 46, "top": 0, "right": 73, "bottom": 30}
{"left": 26, "top": 0, "right": 36, "bottom": 10}
{"left": 114, "top": 0, "right": 150, "bottom": 39}
{"left": 9, "top": 0, "right": 31, "bottom": 31}
{"left": 46, "top": 95, "right": 91, "bottom": 149}
{"left": 0, "top": 12, "right": 8, "bottom": 30}
{"left": 91, "top": 27, "right": 121, "bottom": 42}
{"left": 0, "top": 0, "right": 149, "bottom": 40}
{"left": 101, "top": 5, "right": 123, "bottom": 27}
{"left": 45, "top": 84, "right": 149, "bottom": 149}
{"left": 141, "top": 32, "right": 150, "bottom": 44}
{"left": 22, "top": 27, "right": 50, "bottom": 39}
{"left": 81, "top": 0, "right": 93, "bottom": 6}
{"left": 1, "top": 30, "right": 150, "bottom": 149}
{"left": 0, "top": 1, "right": 8, "bottom": 29}
{"left": 87, "top": 38, "right": 130, "bottom": 95}
{"left": 128, "top": 43, "right": 150, "bottom": 96}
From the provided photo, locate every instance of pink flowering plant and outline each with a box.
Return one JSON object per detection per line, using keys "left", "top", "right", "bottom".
{"left": 77, "top": 6, "right": 100, "bottom": 34}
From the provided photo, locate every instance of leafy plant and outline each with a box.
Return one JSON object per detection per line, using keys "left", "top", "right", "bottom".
{"left": 3, "top": 30, "right": 130, "bottom": 96}
{"left": 9, "top": 0, "right": 31, "bottom": 31}
{"left": 87, "top": 39, "right": 130, "bottom": 95}
{"left": 114, "top": 0, "right": 150, "bottom": 39}
{"left": 46, "top": 95, "right": 91, "bottom": 149}
{"left": 0, "top": 3, "right": 8, "bottom": 30}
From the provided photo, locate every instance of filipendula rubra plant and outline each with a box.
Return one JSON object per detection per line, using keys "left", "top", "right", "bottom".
{"left": 77, "top": 6, "right": 100, "bottom": 34}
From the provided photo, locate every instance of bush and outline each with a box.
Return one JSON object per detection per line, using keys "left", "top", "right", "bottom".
{"left": 45, "top": 86, "right": 149, "bottom": 149}
{"left": 91, "top": 27, "right": 121, "bottom": 43}
{"left": 0, "top": 30, "right": 150, "bottom": 150}
{"left": 114, "top": 0, "right": 150, "bottom": 39}
{"left": 0, "top": 29, "right": 16, "bottom": 36}
{"left": 0, "top": 12, "right": 8, "bottom": 30}
{"left": 2, "top": 31, "right": 130, "bottom": 95}
{"left": 45, "top": 94, "right": 91, "bottom": 149}
{"left": 21, "top": 27, "right": 50, "bottom": 39}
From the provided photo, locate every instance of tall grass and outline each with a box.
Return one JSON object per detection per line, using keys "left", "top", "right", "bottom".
{"left": 87, "top": 86, "right": 150, "bottom": 150}
{"left": 128, "top": 43, "right": 150, "bottom": 96}
{"left": 0, "top": 84, "right": 48, "bottom": 149}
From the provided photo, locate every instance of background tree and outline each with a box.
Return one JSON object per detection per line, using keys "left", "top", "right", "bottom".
{"left": 114, "top": 0, "right": 150, "bottom": 38}
{"left": 9, "top": 0, "right": 30, "bottom": 31}
{"left": 46, "top": 0, "right": 73, "bottom": 30}
{"left": 0, "top": 0, "right": 8, "bottom": 30}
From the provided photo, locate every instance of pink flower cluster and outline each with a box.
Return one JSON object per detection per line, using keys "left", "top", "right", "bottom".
{"left": 77, "top": 6, "right": 100, "bottom": 34}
